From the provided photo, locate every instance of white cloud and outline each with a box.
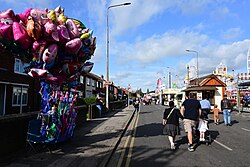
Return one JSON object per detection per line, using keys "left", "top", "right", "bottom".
{"left": 116, "top": 30, "right": 211, "bottom": 63}
{"left": 110, "top": 0, "right": 173, "bottom": 36}
{"left": 222, "top": 28, "right": 243, "bottom": 41}
{"left": 109, "top": 28, "right": 250, "bottom": 90}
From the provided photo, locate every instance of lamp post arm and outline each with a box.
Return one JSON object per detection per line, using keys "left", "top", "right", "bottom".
{"left": 186, "top": 49, "right": 199, "bottom": 85}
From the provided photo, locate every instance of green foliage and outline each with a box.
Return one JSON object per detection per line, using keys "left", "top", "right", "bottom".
{"left": 77, "top": 96, "right": 96, "bottom": 105}
{"left": 83, "top": 96, "right": 96, "bottom": 105}
{"left": 76, "top": 98, "right": 85, "bottom": 105}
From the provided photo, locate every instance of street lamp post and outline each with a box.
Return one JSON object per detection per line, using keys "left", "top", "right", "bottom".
{"left": 106, "top": 2, "right": 131, "bottom": 110}
{"left": 166, "top": 67, "right": 173, "bottom": 89}
{"left": 186, "top": 49, "right": 199, "bottom": 85}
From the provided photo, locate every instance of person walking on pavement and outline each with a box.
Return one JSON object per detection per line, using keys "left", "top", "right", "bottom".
{"left": 96, "top": 94, "right": 103, "bottom": 117}
{"left": 200, "top": 96, "right": 211, "bottom": 120}
{"left": 211, "top": 104, "right": 221, "bottom": 125}
{"left": 180, "top": 93, "right": 201, "bottom": 152}
{"left": 133, "top": 97, "right": 140, "bottom": 113}
{"left": 221, "top": 95, "right": 232, "bottom": 126}
{"left": 162, "top": 101, "right": 184, "bottom": 150}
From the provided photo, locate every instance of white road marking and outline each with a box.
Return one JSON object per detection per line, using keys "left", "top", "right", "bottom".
{"left": 213, "top": 139, "right": 233, "bottom": 151}
{"left": 241, "top": 128, "right": 250, "bottom": 132}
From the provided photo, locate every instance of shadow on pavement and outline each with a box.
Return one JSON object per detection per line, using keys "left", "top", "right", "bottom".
{"left": 0, "top": 109, "right": 124, "bottom": 167}
{"left": 134, "top": 123, "right": 164, "bottom": 137}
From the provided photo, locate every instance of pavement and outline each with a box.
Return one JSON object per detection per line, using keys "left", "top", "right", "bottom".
{"left": 2, "top": 106, "right": 135, "bottom": 167}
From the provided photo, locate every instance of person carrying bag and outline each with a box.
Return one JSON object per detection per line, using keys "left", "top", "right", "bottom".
{"left": 163, "top": 101, "right": 184, "bottom": 150}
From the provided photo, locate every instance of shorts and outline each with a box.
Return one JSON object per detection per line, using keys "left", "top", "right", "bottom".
{"left": 183, "top": 119, "right": 197, "bottom": 132}
{"left": 163, "top": 124, "right": 180, "bottom": 136}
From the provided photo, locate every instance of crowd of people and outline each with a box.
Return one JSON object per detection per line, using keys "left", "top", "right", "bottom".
{"left": 163, "top": 92, "right": 232, "bottom": 152}
{"left": 131, "top": 92, "right": 233, "bottom": 152}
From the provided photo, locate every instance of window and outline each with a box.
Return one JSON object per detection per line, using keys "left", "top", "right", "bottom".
{"left": 14, "top": 58, "right": 29, "bottom": 74}
{"left": 14, "top": 58, "right": 21, "bottom": 73}
{"left": 87, "top": 77, "right": 90, "bottom": 86}
{"left": 92, "top": 79, "right": 95, "bottom": 87}
{"left": 80, "top": 76, "right": 84, "bottom": 84}
{"left": 12, "top": 87, "right": 28, "bottom": 106}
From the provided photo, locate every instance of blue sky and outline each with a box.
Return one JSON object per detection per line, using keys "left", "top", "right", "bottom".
{"left": 1, "top": 0, "right": 250, "bottom": 92}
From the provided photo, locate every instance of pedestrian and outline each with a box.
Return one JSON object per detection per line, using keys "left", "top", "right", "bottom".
{"left": 200, "top": 96, "right": 211, "bottom": 119}
{"left": 197, "top": 118, "right": 208, "bottom": 142}
{"left": 211, "top": 104, "right": 221, "bottom": 125}
{"left": 163, "top": 101, "right": 184, "bottom": 150}
{"left": 221, "top": 95, "right": 232, "bottom": 126}
{"left": 180, "top": 92, "right": 201, "bottom": 152}
{"left": 133, "top": 97, "right": 140, "bottom": 113}
{"left": 96, "top": 94, "right": 103, "bottom": 117}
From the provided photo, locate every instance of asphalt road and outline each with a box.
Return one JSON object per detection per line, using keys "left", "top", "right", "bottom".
{"left": 111, "top": 103, "right": 250, "bottom": 167}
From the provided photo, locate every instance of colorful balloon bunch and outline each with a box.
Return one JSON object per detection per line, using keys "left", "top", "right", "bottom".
{"left": 0, "top": 6, "right": 96, "bottom": 142}
{"left": 0, "top": 6, "right": 95, "bottom": 86}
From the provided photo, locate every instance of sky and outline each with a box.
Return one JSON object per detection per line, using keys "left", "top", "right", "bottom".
{"left": 1, "top": 0, "right": 250, "bottom": 92}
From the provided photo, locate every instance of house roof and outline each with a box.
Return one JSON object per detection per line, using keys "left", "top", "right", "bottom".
{"left": 85, "top": 72, "right": 104, "bottom": 81}
{"left": 184, "top": 74, "right": 226, "bottom": 92}
{"left": 183, "top": 86, "right": 218, "bottom": 92}
{"left": 189, "top": 74, "right": 226, "bottom": 87}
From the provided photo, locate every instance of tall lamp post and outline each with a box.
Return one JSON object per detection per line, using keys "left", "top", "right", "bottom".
{"left": 186, "top": 49, "right": 199, "bottom": 85}
{"left": 106, "top": 2, "right": 131, "bottom": 110}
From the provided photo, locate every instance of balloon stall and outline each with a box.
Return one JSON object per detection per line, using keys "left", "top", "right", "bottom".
{"left": 0, "top": 6, "right": 96, "bottom": 142}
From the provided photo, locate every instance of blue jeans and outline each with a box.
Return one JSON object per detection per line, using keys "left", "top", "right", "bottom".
{"left": 223, "top": 109, "right": 231, "bottom": 125}
{"left": 96, "top": 105, "right": 102, "bottom": 117}
{"left": 135, "top": 107, "right": 139, "bottom": 113}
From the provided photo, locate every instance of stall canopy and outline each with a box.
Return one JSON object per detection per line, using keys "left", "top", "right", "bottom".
{"left": 182, "top": 86, "right": 218, "bottom": 92}
{"left": 238, "top": 81, "right": 250, "bottom": 87}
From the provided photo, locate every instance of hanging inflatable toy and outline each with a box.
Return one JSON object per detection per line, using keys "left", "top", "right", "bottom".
{"left": 42, "top": 44, "right": 58, "bottom": 70}
{"left": 57, "top": 24, "right": 70, "bottom": 43}
{"left": 64, "top": 38, "right": 82, "bottom": 55}
{"left": 0, "top": 9, "right": 15, "bottom": 40}
{"left": 30, "top": 8, "right": 49, "bottom": 25}
{"left": 47, "top": 10, "right": 57, "bottom": 24}
{"left": 66, "top": 19, "right": 79, "bottom": 39}
{"left": 80, "top": 61, "right": 94, "bottom": 74}
{"left": 72, "top": 18, "right": 86, "bottom": 35}
{"left": 44, "top": 21, "right": 59, "bottom": 42}
{"left": 12, "top": 21, "right": 32, "bottom": 49}
{"left": 62, "top": 62, "right": 80, "bottom": 75}
{"left": 58, "top": 13, "right": 67, "bottom": 25}
{"left": 26, "top": 16, "right": 42, "bottom": 40}
{"left": 16, "top": 8, "right": 32, "bottom": 25}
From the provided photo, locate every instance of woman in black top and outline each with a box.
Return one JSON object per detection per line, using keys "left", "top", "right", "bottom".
{"left": 163, "top": 101, "right": 184, "bottom": 150}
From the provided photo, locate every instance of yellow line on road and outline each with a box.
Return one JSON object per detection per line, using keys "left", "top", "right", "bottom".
{"left": 125, "top": 109, "right": 140, "bottom": 167}
{"left": 117, "top": 111, "right": 137, "bottom": 167}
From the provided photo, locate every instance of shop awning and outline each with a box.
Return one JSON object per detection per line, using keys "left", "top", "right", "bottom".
{"left": 182, "top": 86, "right": 218, "bottom": 92}
{"left": 238, "top": 81, "right": 250, "bottom": 86}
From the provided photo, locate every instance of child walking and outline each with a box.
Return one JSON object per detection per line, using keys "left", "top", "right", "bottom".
{"left": 211, "top": 104, "right": 221, "bottom": 125}
{"left": 198, "top": 118, "right": 208, "bottom": 141}
{"left": 163, "top": 101, "right": 183, "bottom": 150}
